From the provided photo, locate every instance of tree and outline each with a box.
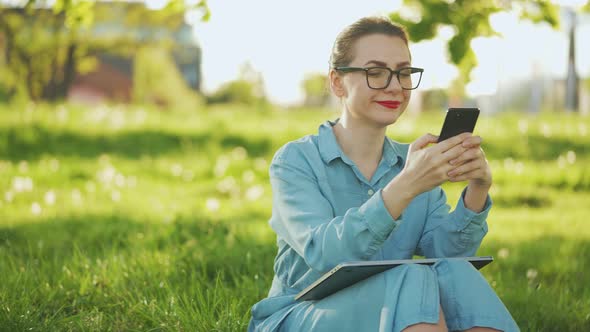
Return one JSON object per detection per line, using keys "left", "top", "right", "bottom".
{"left": 389, "top": 0, "right": 588, "bottom": 109}
{"left": 0, "top": 0, "right": 209, "bottom": 102}
{"left": 301, "top": 73, "right": 330, "bottom": 107}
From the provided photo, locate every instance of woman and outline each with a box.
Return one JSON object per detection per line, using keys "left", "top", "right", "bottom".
{"left": 248, "top": 16, "right": 519, "bottom": 332}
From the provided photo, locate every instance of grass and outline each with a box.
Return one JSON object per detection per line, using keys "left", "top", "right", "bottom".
{"left": 0, "top": 102, "right": 589, "bottom": 331}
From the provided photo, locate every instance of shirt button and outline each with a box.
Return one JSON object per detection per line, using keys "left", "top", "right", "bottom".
{"left": 367, "top": 189, "right": 374, "bottom": 195}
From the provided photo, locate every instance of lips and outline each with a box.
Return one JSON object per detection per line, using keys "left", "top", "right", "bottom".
{"left": 376, "top": 101, "right": 401, "bottom": 109}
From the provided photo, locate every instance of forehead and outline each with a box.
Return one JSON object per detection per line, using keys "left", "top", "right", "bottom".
{"left": 350, "top": 34, "right": 410, "bottom": 67}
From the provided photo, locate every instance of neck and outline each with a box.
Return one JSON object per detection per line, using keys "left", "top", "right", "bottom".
{"left": 333, "top": 113, "right": 386, "bottom": 166}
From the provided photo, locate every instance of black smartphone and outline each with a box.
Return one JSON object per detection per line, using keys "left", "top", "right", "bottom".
{"left": 437, "top": 108, "right": 480, "bottom": 143}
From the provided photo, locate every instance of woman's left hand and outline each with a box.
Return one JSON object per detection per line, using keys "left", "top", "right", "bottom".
{"left": 446, "top": 135, "right": 492, "bottom": 188}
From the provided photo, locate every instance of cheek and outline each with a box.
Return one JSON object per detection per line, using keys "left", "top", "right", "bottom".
{"left": 403, "top": 90, "right": 411, "bottom": 101}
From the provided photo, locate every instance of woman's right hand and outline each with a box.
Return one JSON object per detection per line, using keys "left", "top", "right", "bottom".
{"left": 398, "top": 132, "right": 472, "bottom": 197}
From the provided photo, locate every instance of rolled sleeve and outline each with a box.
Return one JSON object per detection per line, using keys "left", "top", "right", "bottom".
{"left": 454, "top": 187, "right": 493, "bottom": 227}
{"left": 360, "top": 189, "right": 402, "bottom": 241}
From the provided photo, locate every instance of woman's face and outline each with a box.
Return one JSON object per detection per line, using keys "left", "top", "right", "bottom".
{"left": 331, "top": 34, "right": 412, "bottom": 128}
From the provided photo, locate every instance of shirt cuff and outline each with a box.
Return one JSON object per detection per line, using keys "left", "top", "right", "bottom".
{"left": 455, "top": 187, "right": 493, "bottom": 225}
{"left": 359, "top": 189, "right": 402, "bottom": 240}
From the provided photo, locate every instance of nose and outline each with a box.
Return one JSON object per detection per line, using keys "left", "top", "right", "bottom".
{"left": 383, "top": 74, "right": 403, "bottom": 93}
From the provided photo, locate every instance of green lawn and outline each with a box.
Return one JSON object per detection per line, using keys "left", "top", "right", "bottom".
{"left": 0, "top": 102, "right": 589, "bottom": 331}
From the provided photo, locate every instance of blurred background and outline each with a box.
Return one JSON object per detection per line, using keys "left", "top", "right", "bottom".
{"left": 0, "top": 0, "right": 589, "bottom": 331}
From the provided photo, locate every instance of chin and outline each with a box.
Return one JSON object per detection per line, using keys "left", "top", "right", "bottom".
{"left": 372, "top": 109, "right": 403, "bottom": 127}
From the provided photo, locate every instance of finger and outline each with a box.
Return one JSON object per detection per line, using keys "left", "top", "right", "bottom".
{"left": 462, "top": 136, "right": 483, "bottom": 148}
{"left": 439, "top": 142, "right": 469, "bottom": 163}
{"left": 434, "top": 132, "right": 472, "bottom": 153}
{"left": 448, "top": 167, "right": 483, "bottom": 182}
{"left": 449, "top": 147, "right": 483, "bottom": 166}
{"left": 448, "top": 158, "right": 484, "bottom": 177}
{"left": 412, "top": 133, "right": 439, "bottom": 150}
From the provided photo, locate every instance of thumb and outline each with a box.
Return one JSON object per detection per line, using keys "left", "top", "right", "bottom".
{"left": 411, "top": 133, "right": 439, "bottom": 150}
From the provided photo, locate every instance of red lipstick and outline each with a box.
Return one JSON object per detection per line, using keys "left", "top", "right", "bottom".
{"left": 376, "top": 101, "right": 401, "bottom": 109}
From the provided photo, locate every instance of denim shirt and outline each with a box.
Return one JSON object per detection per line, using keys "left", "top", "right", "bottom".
{"left": 249, "top": 119, "right": 491, "bottom": 330}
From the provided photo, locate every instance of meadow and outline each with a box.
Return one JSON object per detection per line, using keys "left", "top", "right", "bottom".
{"left": 0, "top": 102, "right": 589, "bottom": 331}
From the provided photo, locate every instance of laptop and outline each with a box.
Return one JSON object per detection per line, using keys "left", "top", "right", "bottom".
{"left": 295, "top": 256, "right": 493, "bottom": 301}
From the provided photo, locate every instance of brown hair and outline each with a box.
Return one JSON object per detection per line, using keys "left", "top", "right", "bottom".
{"left": 329, "top": 16, "right": 409, "bottom": 68}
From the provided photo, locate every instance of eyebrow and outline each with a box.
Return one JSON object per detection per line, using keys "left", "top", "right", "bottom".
{"left": 364, "top": 60, "right": 411, "bottom": 68}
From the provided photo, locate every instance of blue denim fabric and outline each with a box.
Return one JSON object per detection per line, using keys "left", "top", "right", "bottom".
{"left": 248, "top": 120, "right": 518, "bottom": 332}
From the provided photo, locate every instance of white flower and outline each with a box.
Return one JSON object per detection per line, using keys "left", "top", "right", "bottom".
{"left": 12, "top": 177, "right": 34, "bottom": 193}
{"left": 44, "top": 191, "right": 56, "bottom": 205}
{"left": 49, "top": 159, "right": 60, "bottom": 172}
{"left": 205, "top": 198, "right": 220, "bottom": 212}
{"left": 214, "top": 156, "right": 230, "bottom": 177}
{"left": 526, "top": 268, "right": 538, "bottom": 280}
{"left": 171, "top": 164, "right": 183, "bottom": 177}
{"left": 231, "top": 146, "right": 248, "bottom": 160}
{"left": 498, "top": 248, "right": 510, "bottom": 259}
{"left": 242, "top": 170, "right": 255, "bottom": 183}
{"left": 566, "top": 151, "right": 576, "bottom": 164}
{"left": 18, "top": 161, "right": 28, "bottom": 173}
{"left": 111, "top": 190, "right": 121, "bottom": 202}
{"left": 245, "top": 185, "right": 264, "bottom": 201}
{"left": 31, "top": 202, "right": 42, "bottom": 215}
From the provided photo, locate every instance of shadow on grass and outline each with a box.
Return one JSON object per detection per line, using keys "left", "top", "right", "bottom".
{"left": 0, "top": 125, "right": 273, "bottom": 161}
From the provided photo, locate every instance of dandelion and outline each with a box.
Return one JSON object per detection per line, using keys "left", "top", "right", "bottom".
{"left": 31, "top": 202, "right": 42, "bottom": 216}
{"left": 111, "top": 190, "right": 121, "bottom": 202}
{"left": 540, "top": 123, "right": 552, "bottom": 137}
{"left": 206, "top": 198, "right": 220, "bottom": 212}
{"left": 231, "top": 146, "right": 248, "bottom": 160}
{"left": 171, "top": 164, "right": 183, "bottom": 177}
{"left": 254, "top": 158, "right": 267, "bottom": 171}
{"left": 517, "top": 119, "right": 528, "bottom": 134}
{"left": 245, "top": 185, "right": 264, "bottom": 201}
{"left": 4, "top": 191, "right": 14, "bottom": 203}
{"left": 12, "top": 177, "right": 33, "bottom": 193}
{"left": 242, "top": 170, "right": 255, "bottom": 183}
{"left": 159, "top": 281, "right": 164, "bottom": 288}
{"left": 49, "top": 158, "right": 60, "bottom": 172}
{"left": 579, "top": 123, "right": 587, "bottom": 137}
{"left": 498, "top": 248, "right": 509, "bottom": 259}
{"left": 18, "top": 161, "right": 28, "bottom": 173}
{"left": 514, "top": 162, "right": 524, "bottom": 175}
{"left": 216, "top": 176, "right": 236, "bottom": 194}
{"left": 44, "top": 190, "right": 56, "bottom": 205}
{"left": 97, "top": 166, "right": 117, "bottom": 184}
{"left": 526, "top": 268, "right": 538, "bottom": 280}
{"left": 71, "top": 189, "right": 83, "bottom": 205}
{"left": 214, "top": 156, "right": 230, "bottom": 177}
{"left": 56, "top": 104, "right": 68, "bottom": 122}
{"left": 566, "top": 151, "right": 576, "bottom": 164}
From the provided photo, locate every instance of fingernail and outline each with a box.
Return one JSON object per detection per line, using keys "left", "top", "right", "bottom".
{"left": 449, "top": 159, "right": 456, "bottom": 165}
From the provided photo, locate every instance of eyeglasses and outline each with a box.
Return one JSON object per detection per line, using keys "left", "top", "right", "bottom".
{"left": 334, "top": 66, "right": 424, "bottom": 90}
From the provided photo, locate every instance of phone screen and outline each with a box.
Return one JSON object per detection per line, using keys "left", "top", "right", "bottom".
{"left": 437, "top": 108, "right": 480, "bottom": 143}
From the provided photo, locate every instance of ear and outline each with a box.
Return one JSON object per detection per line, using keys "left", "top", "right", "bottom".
{"left": 329, "top": 69, "right": 346, "bottom": 98}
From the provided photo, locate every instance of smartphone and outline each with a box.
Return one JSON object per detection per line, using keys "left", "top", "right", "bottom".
{"left": 437, "top": 108, "right": 480, "bottom": 143}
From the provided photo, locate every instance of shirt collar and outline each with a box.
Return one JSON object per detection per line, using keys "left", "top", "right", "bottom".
{"left": 317, "top": 119, "right": 404, "bottom": 167}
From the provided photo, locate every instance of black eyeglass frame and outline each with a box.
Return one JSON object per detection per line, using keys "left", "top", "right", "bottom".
{"left": 334, "top": 66, "right": 424, "bottom": 90}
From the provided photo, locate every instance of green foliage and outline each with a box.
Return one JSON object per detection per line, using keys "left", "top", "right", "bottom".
{"left": 390, "top": 0, "right": 561, "bottom": 84}
{"left": 133, "top": 46, "right": 203, "bottom": 110}
{"left": 0, "top": 0, "right": 209, "bottom": 102}
{"left": 301, "top": 73, "right": 330, "bottom": 107}
{"left": 206, "top": 63, "right": 268, "bottom": 107}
